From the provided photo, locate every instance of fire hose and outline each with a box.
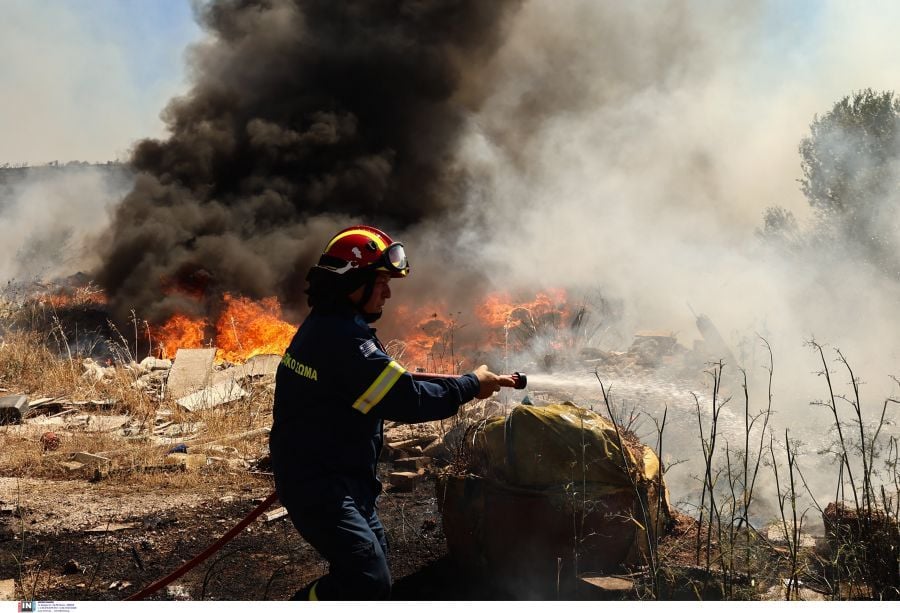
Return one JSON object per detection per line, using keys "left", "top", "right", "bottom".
{"left": 126, "top": 370, "right": 526, "bottom": 600}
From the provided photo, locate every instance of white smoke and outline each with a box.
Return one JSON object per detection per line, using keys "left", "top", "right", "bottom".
{"left": 441, "top": 0, "right": 900, "bottom": 510}
{"left": 0, "top": 166, "right": 132, "bottom": 284}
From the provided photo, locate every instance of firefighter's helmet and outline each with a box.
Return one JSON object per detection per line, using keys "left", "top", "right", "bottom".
{"left": 317, "top": 225, "right": 409, "bottom": 278}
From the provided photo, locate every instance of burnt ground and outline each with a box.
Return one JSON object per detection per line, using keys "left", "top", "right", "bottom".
{"left": 0, "top": 466, "right": 506, "bottom": 602}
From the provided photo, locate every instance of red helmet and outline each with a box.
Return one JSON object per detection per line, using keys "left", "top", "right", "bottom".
{"left": 318, "top": 225, "right": 409, "bottom": 278}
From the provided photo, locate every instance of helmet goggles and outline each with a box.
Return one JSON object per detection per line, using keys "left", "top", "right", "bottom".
{"left": 376, "top": 242, "right": 409, "bottom": 277}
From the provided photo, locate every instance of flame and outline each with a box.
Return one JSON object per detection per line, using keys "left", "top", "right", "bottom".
{"left": 385, "top": 288, "right": 574, "bottom": 372}
{"left": 154, "top": 313, "right": 208, "bottom": 359}
{"left": 214, "top": 294, "right": 296, "bottom": 362}
{"left": 153, "top": 294, "right": 296, "bottom": 363}
{"left": 38, "top": 284, "right": 108, "bottom": 309}
{"left": 476, "top": 288, "right": 571, "bottom": 347}
{"left": 150, "top": 288, "right": 575, "bottom": 367}
{"left": 387, "top": 304, "right": 459, "bottom": 373}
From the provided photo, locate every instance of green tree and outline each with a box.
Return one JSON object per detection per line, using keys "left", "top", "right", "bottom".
{"left": 798, "top": 89, "right": 900, "bottom": 275}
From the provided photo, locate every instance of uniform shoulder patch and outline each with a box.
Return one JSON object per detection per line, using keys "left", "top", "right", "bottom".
{"left": 359, "top": 339, "right": 378, "bottom": 357}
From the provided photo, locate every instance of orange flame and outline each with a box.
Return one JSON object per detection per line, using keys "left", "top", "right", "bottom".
{"left": 214, "top": 294, "right": 296, "bottom": 363}
{"left": 475, "top": 288, "right": 570, "bottom": 347}
{"left": 151, "top": 288, "right": 574, "bottom": 367}
{"left": 154, "top": 313, "right": 208, "bottom": 359}
{"left": 153, "top": 294, "right": 296, "bottom": 363}
{"left": 387, "top": 305, "right": 460, "bottom": 372}
{"left": 384, "top": 288, "right": 573, "bottom": 371}
{"left": 39, "top": 285, "right": 108, "bottom": 309}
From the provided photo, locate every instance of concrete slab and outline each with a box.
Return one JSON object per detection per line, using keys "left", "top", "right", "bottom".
{"left": 83, "top": 415, "right": 132, "bottom": 433}
{"left": 71, "top": 452, "right": 112, "bottom": 470}
{"left": 243, "top": 353, "right": 282, "bottom": 375}
{"left": 166, "top": 348, "right": 217, "bottom": 399}
{"left": 210, "top": 353, "right": 281, "bottom": 387}
{"left": 0, "top": 394, "right": 28, "bottom": 425}
{"left": 176, "top": 381, "right": 248, "bottom": 412}
{"left": 388, "top": 471, "right": 421, "bottom": 492}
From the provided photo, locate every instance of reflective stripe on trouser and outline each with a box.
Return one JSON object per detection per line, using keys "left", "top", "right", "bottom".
{"left": 288, "top": 495, "right": 391, "bottom": 600}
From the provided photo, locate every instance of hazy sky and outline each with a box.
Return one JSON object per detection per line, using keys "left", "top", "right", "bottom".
{"left": 0, "top": 0, "right": 201, "bottom": 164}
{"left": 1, "top": 0, "right": 897, "bottom": 164}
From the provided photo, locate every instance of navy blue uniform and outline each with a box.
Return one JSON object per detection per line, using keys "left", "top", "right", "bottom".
{"left": 270, "top": 307, "right": 479, "bottom": 600}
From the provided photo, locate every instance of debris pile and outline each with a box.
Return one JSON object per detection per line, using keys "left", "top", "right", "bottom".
{"left": 436, "top": 402, "right": 673, "bottom": 597}
{"left": 0, "top": 348, "right": 281, "bottom": 482}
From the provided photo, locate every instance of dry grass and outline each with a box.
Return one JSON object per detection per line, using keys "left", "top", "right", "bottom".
{"left": 0, "top": 326, "right": 273, "bottom": 495}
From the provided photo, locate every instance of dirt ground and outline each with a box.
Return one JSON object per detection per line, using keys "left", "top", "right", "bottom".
{"left": 0, "top": 465, "right": 509, "bottom": 602}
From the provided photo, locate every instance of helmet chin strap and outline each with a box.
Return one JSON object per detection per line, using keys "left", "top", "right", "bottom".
{"left": 353, "top": 274, "right": 382, "bottom": 323}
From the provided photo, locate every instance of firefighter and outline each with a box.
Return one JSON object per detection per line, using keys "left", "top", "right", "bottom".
{"left": 270, "top": 225, "right": 512, "bottom": 600}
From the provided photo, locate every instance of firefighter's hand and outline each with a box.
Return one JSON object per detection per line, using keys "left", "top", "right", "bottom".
{"left": 473, "top": 365, "right": 516, "bottom": 399}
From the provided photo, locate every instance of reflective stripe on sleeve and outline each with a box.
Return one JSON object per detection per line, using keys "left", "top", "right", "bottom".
{"left": 352, "top": 360, "right": 406, "bottom": 414}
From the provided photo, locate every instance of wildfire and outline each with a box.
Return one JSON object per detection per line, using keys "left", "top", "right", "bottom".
{"left": 39, "top": 284, "right": 108, "bottom": 309}
{"left": 385, "top": 289, "right": 574, "bottom": 372}
{"left": 150, "top": 288, "right": 575, "bottom": 368}
{"left": 476, "top": 288, "right": 571, "bottom": 345}
{"left": 153, "top": 294, "right": 296, "bottom": 363}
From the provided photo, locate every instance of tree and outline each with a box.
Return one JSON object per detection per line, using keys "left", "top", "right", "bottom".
{"left": 798, "top": 89, "right": 900, "bottom": 275}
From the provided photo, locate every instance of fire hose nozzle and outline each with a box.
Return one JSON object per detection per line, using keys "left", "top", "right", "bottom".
{"left": 510, "top": 372, "right": 527, "bottom": 389}
{"left": 410, "top": 370, "right": 527, "bottom": 390}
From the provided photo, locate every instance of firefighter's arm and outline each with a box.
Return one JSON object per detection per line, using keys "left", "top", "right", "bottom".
{"left": 351, "top": 360, "right": 478, "bottom": 423}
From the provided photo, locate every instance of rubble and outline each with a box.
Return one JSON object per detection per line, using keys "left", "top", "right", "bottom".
{"left": 165, "top": 348, "right": 217, "bottom": 399}
{"left": 210, "top": 353, "right": 281, "bottom": 387}
{"left": 579, "top": 575, "right": 635, "bottom": 598}
{"left": 394, "top": 456, "right": 431, "bottom": 472}
{"left": 166, "top": 584, "right": 192, "bottom": 600}
{"left": 176, "top": 381, "right": 248, "bottom": 412}
{"left": 139, "top": 356, "right": 172, "bottom": 371}
{"left": 0, "top": 394, "right": 28, "bottom": 425}
{"left": 70, "top": 451, "right": 112, "bottom": 469}
{"left": 262, "top": 506, "right": 288, "bottom": 522}
{"left": 23, "top": 396, "right": 67, "bottom": 418}
{"left": 81, "top": 358, "right": 114, "bottom": 382}
{"left": 69, "top": 452, "right": 111, "bottom": 479}
{"left": 389, "top": 471, "right": 422, "bottom": 492}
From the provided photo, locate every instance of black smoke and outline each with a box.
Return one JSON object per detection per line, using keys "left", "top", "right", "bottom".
{"left": 95, "top": 0, "right": 520, "bottom": 323}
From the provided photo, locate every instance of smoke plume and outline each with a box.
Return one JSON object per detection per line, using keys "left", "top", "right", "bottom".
{"left": 96, "top": 0, "right": 520, "bottom": 324}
